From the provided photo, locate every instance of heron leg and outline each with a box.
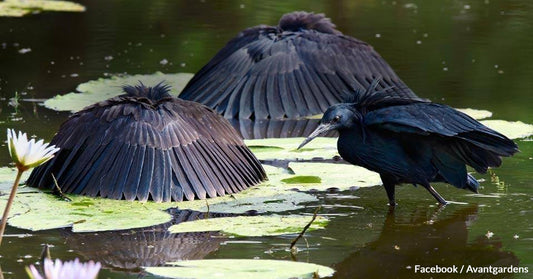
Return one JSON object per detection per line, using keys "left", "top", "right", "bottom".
{"left": 425, "top": 184, "right": 447, "bottom": 205}
{"left": 380, "top": 174, "right": 397, "bottom": 206}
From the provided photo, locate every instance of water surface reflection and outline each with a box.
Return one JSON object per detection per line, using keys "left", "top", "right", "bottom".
{"left": 61, "top": 210, "right": 230, "bottom": 271}
{"left": 333, "top": 205, "right": 519, "bottom": 278}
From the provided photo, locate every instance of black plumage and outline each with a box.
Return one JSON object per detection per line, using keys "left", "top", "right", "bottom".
{"left": 179, "top": 11, "right": 421, "bottom": 119}
{"left": 298, "top": 79, "right": 518, "bottom": 205}
{"left": 27, "top": 83, "right": 267, "bottom": 202}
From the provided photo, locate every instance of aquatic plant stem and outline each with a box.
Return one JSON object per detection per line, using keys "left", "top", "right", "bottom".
{"left": 290, "top": 206, "right": 321, "bottom": 252}
{"left": 0, "top": 169, "right": 24, "bottom": 246}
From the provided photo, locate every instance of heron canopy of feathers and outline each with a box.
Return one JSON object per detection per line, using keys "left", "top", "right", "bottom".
{"left": 179, "top": 11, "right": 422, "bottom": 119}
{"left": 28, "top": 83, "right": 267, "bottom": 202}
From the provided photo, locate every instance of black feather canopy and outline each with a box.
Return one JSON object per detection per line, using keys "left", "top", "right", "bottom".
{"left": 27, "top": 83, "right": 267, "bottom": 202}
{"left": 179, "top": 11, "right": 421, "bottom": 120}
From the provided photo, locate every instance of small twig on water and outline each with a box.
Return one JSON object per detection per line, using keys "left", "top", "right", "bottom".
{"left": 203, "top": 198, "right": 210, "bottom": 219}
{"left": 290, "top": 206, "right": 321, "bottom": 252}
{"left": 51, "top": 174, "right": 71, "bottom": 202}
{"left": 40, "top": 244, "right": 51, "bottom": 263}
{"left": 39, "top": 244, "right": 51, "bottom": 274}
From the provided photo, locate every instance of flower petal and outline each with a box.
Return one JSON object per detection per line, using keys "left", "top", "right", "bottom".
{"left": 5, "top": 129, "right": 60, "bottom": 170}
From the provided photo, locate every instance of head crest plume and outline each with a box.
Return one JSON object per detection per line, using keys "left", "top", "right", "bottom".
{"left": 122, "top": 81, "right": 172, "bottom": 101}
{"left": 341, "top": 77, "right": 394, "bottom": 104}
{"left": 341, "top": 77, "right": 425, "bottom": 112}
{"left": 278, "top": 11, "right": 340, "bottom": 34}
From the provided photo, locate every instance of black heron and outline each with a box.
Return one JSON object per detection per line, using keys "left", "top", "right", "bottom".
{"left": 298, "top": 79, "right": 518, "bottom": 205}
{"left": 179, "top": 11, "right": 422, "bottom": 119}
{"left": 27, "top": 83, "right": 267, "bottom": 202}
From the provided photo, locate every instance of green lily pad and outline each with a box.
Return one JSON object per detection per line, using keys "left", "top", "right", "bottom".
{"left": 0, "top": 167, "right": 32, "bottom": 193}
{"left": 0, "top": 166, "right": 317, "bottom": 232}
{"left": 287, "top": 162, "right": 382, "bottom": 190}
{"left": 4, "top": 194, "right": 173, "bottom": 232}
{"left": 144, "top": 259, "right": 335, "bottom": 279}
{"left": 0, "top": 0, "right": 85, "bottom": 17}
{"left": 281, "top": 176, "right": 322, "bottom": 184}
{"left": 43, "top": 72, "right": 194, "bottom": 112}
{"left": 480, "top": 120, "right": 533, "bottom": 140}
{"left": 245, "top": 137, "right": 339, "bottom": 160}
{"left": 168, "top": 215, "right": 329, "bottom": 237}
{"left": 456, "top": 108, "right": 493, "bottom": 120}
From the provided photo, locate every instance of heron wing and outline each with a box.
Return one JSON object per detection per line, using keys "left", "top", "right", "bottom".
{"left": 364, "top": 103, "right": 518, "bottom": 172}
{"left": 179, "top": 26, "right": 417, "bottom": 119}
{"left": 28, "top": 97, "right": 266, "bottom": 202}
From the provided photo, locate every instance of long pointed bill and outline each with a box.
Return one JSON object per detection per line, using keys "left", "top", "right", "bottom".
{"left": 297, "top": 123, "right": 334, "bottom": 150}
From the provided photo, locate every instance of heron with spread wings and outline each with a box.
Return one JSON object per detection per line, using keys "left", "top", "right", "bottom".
{"left": 179, "top": 11, "right": 423, "bottom": 119}
{"left": 28, "top": 83, "right": 266, "bottom": 202}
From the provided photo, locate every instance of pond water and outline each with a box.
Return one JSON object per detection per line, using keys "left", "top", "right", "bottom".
{"left": 0, "top": 0, "right": 532, "bottom": 278}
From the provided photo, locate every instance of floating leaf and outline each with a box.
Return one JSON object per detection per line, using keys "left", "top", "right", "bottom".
{"left": 0, "top": 166, "right": 317, "bottom": 232}
{"left": 281, "top": 176, "right": 322, "bottom": 184}
{"left": 456, "top": 108, "right": 493, "bottom": 120}
{"left": 245, "top": 137, "right": 339, "bottom": 160}
{"left": 43, "top": 72, "right": 193, "bottom": 112}
{"left": 144, "top": 259, "right": 335, "bottom": 279}
{"left": 0, "top": 0, "right": 85, "bottom": 17}
{"left": 287, "top": 162, "right": 382, "bottom": 190}
{"left": 480, "top": 120, "right": 533, "bottom": 139}
{"left": 168, "top": 215, "right": 329, "bottom": 237}
{"left": 246, "top": 145, "right": 285, "bottom": 153}
{"left": 0, "top": 167, "right": 31, "bottom": 193}
{"left": 4, "top": 194, "right": 173, "bottom": 232}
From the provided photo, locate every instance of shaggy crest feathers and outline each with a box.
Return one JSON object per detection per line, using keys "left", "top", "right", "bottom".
{"left": 278, "top": 11, "right": 340, "bottom": 34}
{"left": 121, "top": 82, "right": 172, "bottom": 102}
{"left": 342, "top": 78, "right": 427, "bottom": 113}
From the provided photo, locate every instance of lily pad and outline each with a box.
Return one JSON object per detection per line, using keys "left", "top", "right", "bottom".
{"left": 281, "top": 176, "right": 322, "bottom": 184}
{"left": 0, "top": 167, "right": 31, "bottom": 193}
{"left": 246, "top": 137, "right": 339, "bottom": 160}
{"left": 480, "top": 120, "right": 533, "bottom": 140}
{"left": 456, "top": 108, "right": 493, "bottom": 120}
{"left": 43, "top": 72, "right": 194, "bottom": 112}
{"left": 144, "top": 259, "right": 335, "bottom": 279}
{"left": 4, "top": 194, "right": 173, "bottom": 232}
{"left": 287, "top": 162, "right": 382, "bottom": 190}
{"left": 0, "top": 166, "right": 317, "bottom": 232}
{"left": 0, "top": 0, "right": 85, "bottom": 17}
{"left": 168, "top": 215, "right": 329, "bottom": 237}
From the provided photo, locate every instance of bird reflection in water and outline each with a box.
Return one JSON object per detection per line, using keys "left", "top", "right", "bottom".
{"left": 61, "top": 209, "right": 235, "bottom": 272}
{"left": 332, "top": 205, "right": 519, "bottom": 279}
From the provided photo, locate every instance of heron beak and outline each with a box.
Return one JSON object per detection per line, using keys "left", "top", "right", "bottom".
{"left": 297, "top": 123, "right": 333, "bottom": 150}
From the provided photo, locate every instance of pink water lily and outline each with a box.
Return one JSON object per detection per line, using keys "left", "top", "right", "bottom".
{"left": 27, "top": 258, "right": 101, "bottom": 279}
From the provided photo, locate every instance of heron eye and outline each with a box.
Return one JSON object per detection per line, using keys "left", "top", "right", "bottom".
{"left": 333, "top": 115, "right": 341, "bottom": 123}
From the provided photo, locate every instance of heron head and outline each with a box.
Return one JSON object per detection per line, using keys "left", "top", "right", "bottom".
{"left": 298, "top": 104, "right": 358, "bottom": 149}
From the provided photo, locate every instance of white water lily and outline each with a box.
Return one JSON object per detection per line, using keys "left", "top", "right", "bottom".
{"left": 1, "top": 129, "right": 60, "bottom": 246}
{"left": 7, "top": 128, "right": 59, "bottom": 171}
{"left": 26, "top": 258, "right": 101, "bottom": 279}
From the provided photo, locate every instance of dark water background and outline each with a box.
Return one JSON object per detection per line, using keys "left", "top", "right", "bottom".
{"left": 0, "top": 0, "right": 532, "bottom": 278}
